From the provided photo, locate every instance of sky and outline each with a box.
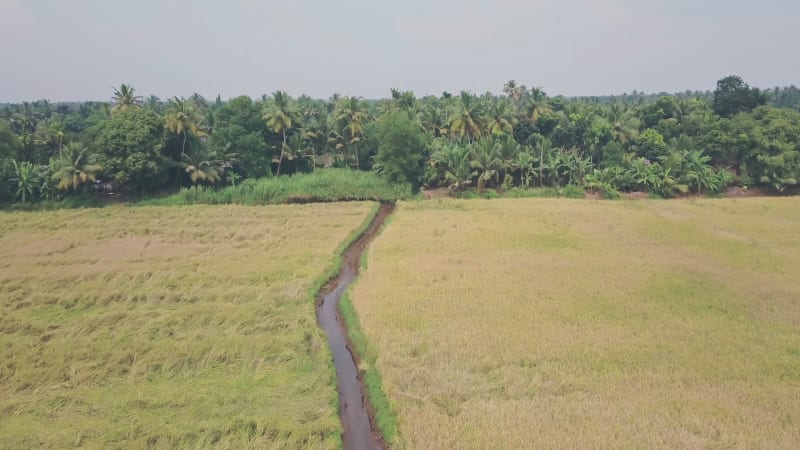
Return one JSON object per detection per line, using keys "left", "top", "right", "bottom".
{"left": 1, "top": 0, "right": 798, "bottom": 102}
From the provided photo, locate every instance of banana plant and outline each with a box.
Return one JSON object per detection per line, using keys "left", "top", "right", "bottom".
{"left": 9, "top": 159, "right": 39, "bottom": 203}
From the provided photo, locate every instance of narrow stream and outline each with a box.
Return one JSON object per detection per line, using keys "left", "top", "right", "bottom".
{"left": 317, "top": 203, "right": 394, "bottom": 450}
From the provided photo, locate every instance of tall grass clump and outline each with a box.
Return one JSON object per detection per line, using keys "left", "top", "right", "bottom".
{"left": 143, "top": 169, "right": 412, "bottom": 206}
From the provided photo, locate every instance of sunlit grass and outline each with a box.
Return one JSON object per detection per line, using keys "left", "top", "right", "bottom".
{"left": 351, "top": 197, "right": 800, "bottom": 449}
{"left": 0, "top": 202, "right": 374, "bottom": 449}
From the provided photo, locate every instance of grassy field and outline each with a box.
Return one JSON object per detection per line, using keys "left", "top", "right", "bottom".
{"left": 351, "top": 198, "right": 800, "bottom": 449}
{"left": 0, "top": 202, "right": 374, "bottom": 449}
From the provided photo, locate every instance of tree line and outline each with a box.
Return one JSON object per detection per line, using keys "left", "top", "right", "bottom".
{"left": 1, "top": 75, "right": 799, "bottom": 204}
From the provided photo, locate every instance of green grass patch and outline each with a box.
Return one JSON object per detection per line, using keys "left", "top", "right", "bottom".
{"left": 142, "top": 169, "right": 412, "bottom": 206}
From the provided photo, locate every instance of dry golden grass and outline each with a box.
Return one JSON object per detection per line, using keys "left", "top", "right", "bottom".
{"left": 351, "top": 198, "right": 800, "bottom": 449}
{"left": 0, "top": 203, "right": 373, "bottom": 449}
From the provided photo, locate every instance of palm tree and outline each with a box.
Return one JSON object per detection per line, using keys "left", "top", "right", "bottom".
{"left": 51, "top": 145, "right": 102, "bottom": 191}
{"left": 486, "top": 100, "right": 517, "bottom": 136}
{"left": 300, "top": 114, "right": 332, "bottom": 169}
{"left": 524, "top": 87, "right": 552, "bottom": 125}
{"left": 422, "top": 105, "right": 448, "bottom": 138}
{"left": 165, "top": 97, "right": 204, "bottom": 156}
{"left": 431, "top": 143, "right": 473, "bottom": 191}
{"left": 503, "top": 79, "right": 524, "bottom": 102}
{"left": 448, "top": 91, "right": 483, "bottom": 144}
{"left": 533, "top": 138, "right": 555, "bottom": 187}
{"left": 261, "top": 91, "right": 297, "bottom": 175}
{"left": 181, "top": 144, "right": 236, "bottom": 186}
{"left": 516, "top": 149, "right": 536, "bottom": 187}
{"left": 111, "top": 84, "right": 143, "bottom": 113}
{"left": 495, "top": 136, "right": 520, "bottom": 186}
{"left": 332, "top": 97, "right": 369, "bottom": 168}
{"left": 470, "top": 138, "right": 502, "bottom": 191}
{"left": 606, "top": 104, "right": 640, "bottom": 145}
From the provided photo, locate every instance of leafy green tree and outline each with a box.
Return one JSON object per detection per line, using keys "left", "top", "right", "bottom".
{"left": 373, "top": 111, "right": 427, "bottom": 191}
{"left": 94, "top": 108, "right": 166, "bottom": 192}
{"left": 735, "top": 106, "right": 800, "bottom": 191}
{"left": 713, "top": 75, "right": 767, "bottom": 118}
{"left": 211, "top": 96, "right": 270, "bottom": 178}
{"left": 636, "top": 129, "right": 668, "bottom": 161}
{"left": 0, "top": 119, "right": 21, "bottom": 161}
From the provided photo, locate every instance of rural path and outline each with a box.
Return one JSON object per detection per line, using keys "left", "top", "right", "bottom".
{"left": 317, "top": 203, "right": 394, "bottom": 450}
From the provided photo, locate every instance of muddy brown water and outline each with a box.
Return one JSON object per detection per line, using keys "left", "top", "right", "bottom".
{"left": 317, "top": 203, "right": 394, "bottom": 450}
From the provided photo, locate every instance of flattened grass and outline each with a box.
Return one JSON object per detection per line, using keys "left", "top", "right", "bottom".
{"left": 351, "top": 198, "right": 800, "bottom": 449}
{"left": 0, "top": 202, "right": 373, "bottom": 449}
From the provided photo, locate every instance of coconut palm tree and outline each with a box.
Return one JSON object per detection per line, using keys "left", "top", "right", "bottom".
{"left": 331, "top": 97, "right": 369, "bottom": 168}
{"left": 261, "top": 91, "right": 297, "bottom": 175}
{"left": 422, "top": 105, "right": 448, "bottom": 138}
{"left": 470, "top": 137, "right": 502, "bottom": 191}
{"left": 165, "top": 97, "right": 204, "bottom": 156}
{"left": 495, "top": 135, "right": 520, "bottom": 186}
{"left": 503, "top": 79, "right": 524, "bottom": 102}
{"left": 606, "top": 105, "right": 641, "bottom": 145}
{"left": 533, "top": 138, "right": 555, "bottom": 187}
{"left": 111, "top": 84, "right": 143, "bottom": 113}
{"left": 180, "top": 144, "right": 236, "bottom": 186}
{"left": 51, "top": 145, "right": 102, "bottom": 191}
{"left": 448, "top": 91, "right": 484, "bottom": 144}
{"left": 486, "top": 100, "right": 517, "bottom": 135}
{"left": 431, "top": 143, "right": 473, "bottom": 191}
{"left": 524, "top": 87, "right": 552, "bottom": 126}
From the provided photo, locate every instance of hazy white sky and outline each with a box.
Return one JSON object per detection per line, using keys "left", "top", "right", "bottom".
{"left": 1, "top": 0, "right": 798, "bottom": 102}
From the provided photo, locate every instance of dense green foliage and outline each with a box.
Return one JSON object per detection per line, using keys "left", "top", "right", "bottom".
{"left": 374, "top": 111, "right": 428, "bottom": 191}
{"left": 95, "top": 108, "right": 165, "bottom": 191}
{"left": 2, "top": 76, "right": 799, "bottom": 205}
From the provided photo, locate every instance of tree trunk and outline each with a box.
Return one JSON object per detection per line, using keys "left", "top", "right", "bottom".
{"left": 276, "top": 129, "right": 286, "bottom": 175}
{"left": 540, "top": 147, "right": 544, "bottom": 187}
{"left": 176, "top": 131, "right": 188, "bottom": 191}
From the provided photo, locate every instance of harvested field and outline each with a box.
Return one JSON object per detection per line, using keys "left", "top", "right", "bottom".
{"left": 351, "top": 198, "right": 800, "bottom": 449}
{"left": 0, "top": 203, "right": 373, "bottom": 449}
